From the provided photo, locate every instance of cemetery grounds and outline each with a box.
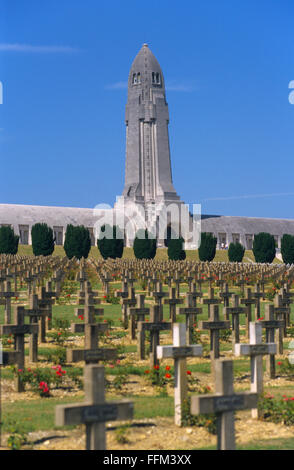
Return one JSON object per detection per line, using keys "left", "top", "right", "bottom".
{"left": 1, "top": 251, "right": 294, "bottom": 451}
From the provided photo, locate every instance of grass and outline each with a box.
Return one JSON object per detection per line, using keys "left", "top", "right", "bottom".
{"left": 2, "top": 397, "right": 82, "bottom": 434}
{"left": 1, "top": 259, "right": 293, "bottom": 450}
{"left": 3, "top": 392, "right": 294, "bottom": 450}
{"left": 16, "top": 245, "right": 282, "bottom": 263}
{"left": 2, "top": 394, "right": 174, "bottom": 435}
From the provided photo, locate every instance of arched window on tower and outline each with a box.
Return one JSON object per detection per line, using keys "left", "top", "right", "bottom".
{"left": 132, "top": 73, "right": 137, "bottom": 85}
{"left": 137, "top": 73, "right": 141, "bottom": 84}
{"left": 152, "top": 72, "right": 161, "bottom": 86}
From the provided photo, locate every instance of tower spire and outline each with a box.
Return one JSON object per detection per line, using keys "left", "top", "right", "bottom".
{"left": 122, "top": 44, "right": 180, "bottom": 205}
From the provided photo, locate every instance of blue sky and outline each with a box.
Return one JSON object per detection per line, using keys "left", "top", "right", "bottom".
{"left": 0, "top": 0, "right": 294, "bottom": 219}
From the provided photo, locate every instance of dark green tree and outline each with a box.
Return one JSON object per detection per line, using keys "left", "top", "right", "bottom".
{"left": 198, "top": 232, "right": 217, "bottom": 262}
{"left": 164, "top": 226, "right": 177, "bottom": 247}
{"left": 252, "top": 232, "right": 276, "bottom": 263}
{"left": 281, "top": 234, "right": 294, "bottom": 264}
{"left": 167, "top": 237, "right": 186, "bottom": 260}
{"left": 228, "top": 242, "right": 245, "bottom": 262}
{"left": 0, "top": 226, "right": 19, "bottom": 254}
{"left": 133, "top": 229, "right": 157, "bottom": 259}
{"left": 64, "top": 224, "right": 91, "bottom": 260}
{"left": 31, "top": 223, "right": 54, "bottom": 256}
{"left": 97, "top": 225, "right": 124, "bottom": 259}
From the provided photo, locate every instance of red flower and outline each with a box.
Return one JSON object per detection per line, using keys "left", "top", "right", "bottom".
{"left": 154, "top": 365, "right": 160, "bottom": 370}
{"left": 277, "top": 361, "right": 282, "bottom": 366}
{"left": 186, "top": 370, "right": 191, "bottom": 375}
{"left": 165, "top": 366, "right": 171, "bottom": 371}
{"left": 165, "top": 373, "right": 171, "bottom": 379}
{"left": 144, "top": 369, "right": 150, "bottom": 374}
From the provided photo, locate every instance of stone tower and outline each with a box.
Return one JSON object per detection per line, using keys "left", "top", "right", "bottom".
{"left": 114, "top": 44, "right": 198, "bottom": 247}
{"left": 122, "top": 43, "right": 181, "bottom": 206}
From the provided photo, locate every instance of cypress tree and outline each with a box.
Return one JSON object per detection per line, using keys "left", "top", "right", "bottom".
{"left": 64, "top": 224, "right": 91, "bottom": 260}
{"left": 31, "top": 223, "right": 54, "bottom": 256}
{"left": 97, "top": 225, "right": 124, "bottom": 259}
{"left": 281, "top": 234, "right": 294, "bottom": 264}
{"left": 167, "top": 237, "right": 186, "bottom": 260}
{"left": 198, "top": 232, "right": 217, "bottom": 262}
{"left": 164, "top": 226, "right": 177, "bottom": 247}
{"left": 228, "top": 242, "right": 245, "bottom": 262}
{"left": 253, "top": 232, "right": 276, "bottom": 263}
{"left": 0, "top": 226, "right": 19, "bottom": 254}
{"left": 133, "top": 229, "right": 157, "bottom": 259}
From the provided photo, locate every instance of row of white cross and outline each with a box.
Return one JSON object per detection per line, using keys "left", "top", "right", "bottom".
{"left": 55, "top": 319, "right": 276, "bottom": 451}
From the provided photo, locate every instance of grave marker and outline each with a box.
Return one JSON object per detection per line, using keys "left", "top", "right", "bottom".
{"left": 240, "top": 288, "right": 257, "bottom": 337}
{"left": 0, "top": 306, "right": 38, "bottom": 391}
{"left": 157, "top": 323, "right": 202, "bottom": 425}
{"left": 198, "top": 305, "right": 230, "bottom": 361}
{"left": 177, "top": 294, "right": 203, "bottom": 344}
{"left": 259, "top": 304, "right": 283, "bottom": 378}
{"left": 55, "top": 365, "right": 133, "bottom": 450}
{"left": 190, "top": 359, "right": 258, "bottom": 450}
{"left": 137, "top": 305, "right": 171, "bottom": 366}
{"left": 164, "top": 287, "right": 183, "bottom": 322}
{"left": 223, "top": 294, "right": 246, "bottom": 347}
{"left": 235, "top": 321, "right": 276, "bottom": 418}
{"left": 128, "top": 294, "right": 150, "bottom": 340}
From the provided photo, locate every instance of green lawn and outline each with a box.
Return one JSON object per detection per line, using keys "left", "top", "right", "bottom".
{"left": 16, "top": 246, "right": 282, "bottom": 263}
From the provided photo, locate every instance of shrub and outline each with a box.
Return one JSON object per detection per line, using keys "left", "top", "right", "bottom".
{"left": 228, "top": 242, "right": 245, "bottom": 262}
{"left": 0, "top": 226, "right": 19, "bottom": 254}
{"left": 31, "top": 223, "right": 54, "bottom": 256}
{"left": 253, "top": 232, "right": 276, "bottom": 263}
{"left": 133, "top": 229, "right": 157, "bottom": 259}
{"left": 281, "top": 234, "right": 294, "bottom": 264}
{"left": 167, "top": 237, "right": 186, "bottom": 260}
{"left": 276, "top": 358, "right": 294, "bottom": 377}
{"left": 104, "top": 293, "right": 120, "bottom": 304}
{"left": 6, "top": 419, "right": 28, "bottom": 450}
{"left": 198, "top": 232, "right": 217, "bottom": 262}
{"left": 144, "top": 364, "right": 173, "bottom": 395}
{"left": 181, "top": 385, "right": 217, "bottom": 433}
{"left": 15, "top": 366, "right": 66, "bottom": 396}
{"left": 258, "top": 393, "right": 294, "bottom": 425}
{"left": 43, "top": 347, "right": 67, "bottom": 365}
{"left": 64, "top": 224, "right": 91, "bottom": 259}
{"left": 97, "top": 224, "right": 124, "bottom": 259}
